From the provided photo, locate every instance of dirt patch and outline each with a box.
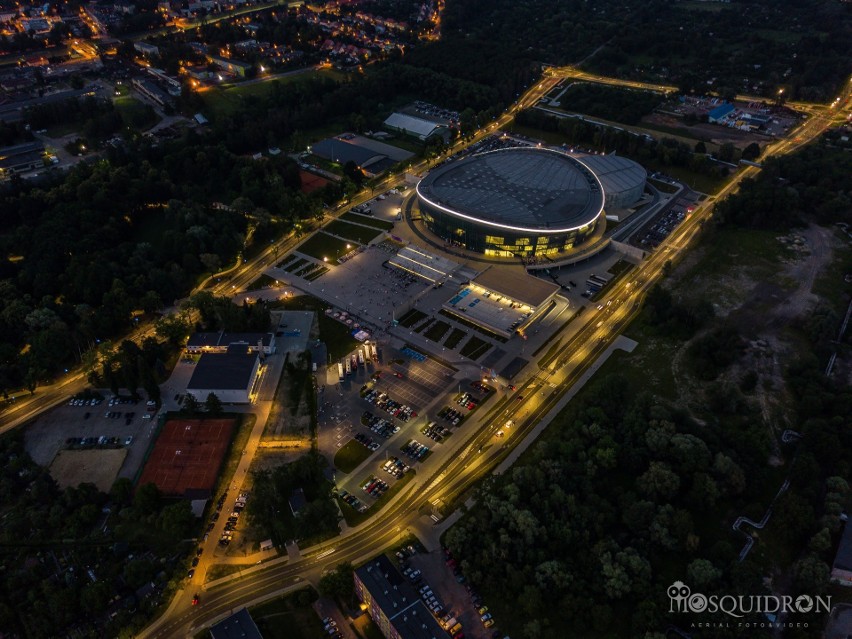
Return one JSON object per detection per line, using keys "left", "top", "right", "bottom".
{"left": 49, "top": 448, "right": 127, "bottom": 492}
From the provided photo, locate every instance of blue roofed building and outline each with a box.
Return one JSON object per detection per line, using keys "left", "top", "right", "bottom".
{"left": 708, "top": 103, "right": 735, "bottom": 123}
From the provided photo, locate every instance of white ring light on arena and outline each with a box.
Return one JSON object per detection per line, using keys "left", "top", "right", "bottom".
{"left": 415, "top": 147, "right": 605, "bottom": 234}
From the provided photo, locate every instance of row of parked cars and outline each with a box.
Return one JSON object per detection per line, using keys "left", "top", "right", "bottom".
{"left": 337, "top": 489, "right": 367, "bottom": 512}
{"left": 353, "top": 432, "right": 381, "bottom": 451}
{"left": 68, "top": 397, "right": 103, "bottom": 406}
{"left": 437, "top": 406, "right": 465, "bottom": 426}
{"left": 456, "top": 392, "right": 479, "bottom": 411}
{"left": 361, "top": 476, "right": 388, "bottom": 499}
{"left": 65, "top": 435, "right": 132, "bottom": 448}
{"left": 362, "top": 410, "right": 399, "bottom": 439}
{"left": 401, "top": 439, "right": 429, "bottom": 461}
{"left": 422, "top": 421, "right": 451, "bottom": 442}
{"left": 321, "top": 616, "right": 342, "bottom": 638}
{"left": 444, "top": 547, "right": 503, "bottom": 635}
{"left": 363, "top": 388, "right": 416, "bottom": 422}
{"left": 382, "top": 456, "right": 408, "bottom": 478}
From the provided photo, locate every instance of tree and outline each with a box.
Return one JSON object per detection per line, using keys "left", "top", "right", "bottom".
{"left": 687, "top": 558, "right": 721, "bottom": 587}
{"left": 182, "top": 393, "right": 199, "bottom": 415}
{"left": 318, "top": 562, "right": 355, "bottom": 601}
{"left": 694, "top": 141, "right": 707, "bottom": 154}
{"left": 205, "top": 392, "right": 223, "bottom": 416}
{"left": 154, "top": 313, "right": 188, "bottom": 345}
{"left": 718, "top": 142, "right": 736, "bottom": 163}
{"left": 742, "top": 142, "right": 761, "bottom": 161}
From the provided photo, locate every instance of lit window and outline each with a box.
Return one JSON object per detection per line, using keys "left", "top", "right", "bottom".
{"left": 485, "top": 235, "right": 504, "bottom": 245}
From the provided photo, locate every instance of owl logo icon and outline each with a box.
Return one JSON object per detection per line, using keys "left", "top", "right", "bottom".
{"left": 668, "top": 581, "right": 692, "bottom": 612}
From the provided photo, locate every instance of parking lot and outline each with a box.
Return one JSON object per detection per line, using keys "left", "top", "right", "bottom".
{"left": 374, "top": 348, "right": 455, "bottom": 409}
{"left": 24, "top": 395, "right": 159, "bottom": 484}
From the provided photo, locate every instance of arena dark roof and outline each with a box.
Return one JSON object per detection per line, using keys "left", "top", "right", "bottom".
{"left": 417, "top": 147, "right": 604, "bottom": 233}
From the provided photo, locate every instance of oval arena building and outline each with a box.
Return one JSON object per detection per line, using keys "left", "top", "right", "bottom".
{"left": 416, "top": 147, "right": 645, "bottom": 259}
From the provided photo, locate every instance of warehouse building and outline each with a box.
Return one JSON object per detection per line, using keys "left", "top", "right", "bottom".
{"left": 185, "top": 347, "right": 261, "bottom": 404}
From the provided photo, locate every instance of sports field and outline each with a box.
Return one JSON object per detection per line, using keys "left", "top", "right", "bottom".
{"left": 137, "top": 418, "right": 236, "bottom": 496}
{"left": 50, "top": 449, "right": 127, "bottom": 492}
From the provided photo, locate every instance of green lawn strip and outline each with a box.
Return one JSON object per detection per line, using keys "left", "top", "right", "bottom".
{"left": 648, "top": 177, "right": 680, "bottom": 194}
{"left": 398, "top": 308, "right": 427, "bottom": 328}
{"left": 337, "top": 471, "right": 415, "bottom": 527}
{"left": 334, "top": 439, "right": 372, "bottom": 474}
{"left": 459, "top": 336, "right": 492, "bottom": 360}
{"left": 114, "top": 96, "right": 158, "bottom": 130}
{"left": 269, "top": 295, "right": 358, "bottom": 360}
{"left": 249, "top": 274, "right": 278, "bottom": 289}
{"left": 296, "top": 232, "right": 352, "bottom": 264}
{"left": 438, "top": 309, "right": 508, "bottom": 342}
{"left": 413, "top": 317, "right": 434, "bottom": 334}
{"left": 443, "top": 328, "right": 466, "bottom": 349}
{"left": 423, "top": 320, "right": 451, "bottom": 342}
{"left": 324, "top": 220, "right": 383, "bottom": 245}
{"left": 591, "top": 259, "right": 637, "bottom": 302}
{"left": 304, "top": 266, "right": 329, "bottom": 282}
{"left": 277, "top": 254, "right": 298, "bottom": 268}
{"left": 284, "top": 257, "right": 309, "bottom": 272}
{"left": 250, "top": 587, "right": 327, "bottom": 639}
{"left": 340, "top": 212, "right": 395, "bottom": 230}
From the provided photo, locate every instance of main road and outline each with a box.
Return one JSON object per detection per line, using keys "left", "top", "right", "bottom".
{"left": 138, "top": 71, "right": 848, "bottom": 638}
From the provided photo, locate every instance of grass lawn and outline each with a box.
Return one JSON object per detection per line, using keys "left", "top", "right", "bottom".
{"left": 648, "top": 177, "right": 680, "bottom": 194}
{"left": 325, "top": 220, "right": 384, "bottom": 245}
{"left": 398, "top": 308, "right": 427, "bottom": 328}
{"left": 459, "top": 336, "right": 492, "bottom": 360}
{"left": 249, "top": 273, "right": 278, "bottom": 289}
{"left": 439, "top": 309, "right": 508, "bottom": 343}
{"left": 340, "top": 212, "right": 395, "bottom": 230}
{"left": 337, "top": 471, "right": 415, "bottom": 528}
{"left": 284, "top": 257, "right": 309, "bottom": 272}
{"left": 304, "top": 266, "right": 329, "bottom": 281}
{"left": 334, "top": 439, "right": 372, "bottom": 474}
{"left": 423, "top": 320, "right": 451, "bottom": 342}
{"left": 202, "top": 69, "right": 335, "bottom": 120}
{"left": 443, "top": 328, "right": 466, "bottom": 349}
{"left": 296, "top": 233, "right": 352, "bottom": 264}
{"left": 251, "top": 588, "right": 327, "bottom": 639}
{"left": 114, "top": 96, "right": 158, "bottom": 131}
{"left": 270, "top": 295, "right": 358, "bottom": 361}
{"left": 591, "top": 259, "right": 636, "bottom": 301}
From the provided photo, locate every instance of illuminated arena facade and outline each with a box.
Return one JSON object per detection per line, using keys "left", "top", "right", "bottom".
{"left": 416, "top": 147, "right": 608, "bottom": 258}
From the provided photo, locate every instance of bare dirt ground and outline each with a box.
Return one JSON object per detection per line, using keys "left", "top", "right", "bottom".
{"left": 666, "top": 224, "right": 840, "bottom": 438}
{"left": 643, "top": 112, "right": 768, "bottom": 147}
{"left": 49, "top": 448, "right": 127, "bottom": 492}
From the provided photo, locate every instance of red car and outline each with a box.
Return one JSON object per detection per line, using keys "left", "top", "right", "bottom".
{"left": 192, "top": 594, "right": 200, "bottom": 606}
{"left": 393, "top": 372, "right": 404, "bottom": 379}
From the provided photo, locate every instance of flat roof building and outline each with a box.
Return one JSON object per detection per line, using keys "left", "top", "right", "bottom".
{"left": 186, "top": 351, "right": 260, "bottom": 404}
{"left": 209, "top": 607, "right": 263, "bottom": 639}
{"left": 442, "top": 267, "right": 560, "bottom": 338}
{"left": 354, "top": 555, "right": 448, "bottom": 639}
{"left": 384, "top": 112, "right": 449, "bottom": 141}
{"left": 186, "top": 331, "right": 275, "bottom": 355}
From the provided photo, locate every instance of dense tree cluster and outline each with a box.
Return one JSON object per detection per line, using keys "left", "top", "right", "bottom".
{"left": 714, "top": 142, "right": 852, "bottom": 230}
{"left": 442, "top": 0, "right": 852, "bottom": 101}
{"left": 515, "top": 108, "right": 728, "bottom": 179}
{"left": 0, "top": 133, "right": 326, "bottom": 395}
{"left": 555, "top": 83, "right": 662, "bottom": 125}
{"left": 246, "top": 451, "right": 339, "bottom": 547}
{"left": 0, "top": 434, "right": 195, "bottom": 638}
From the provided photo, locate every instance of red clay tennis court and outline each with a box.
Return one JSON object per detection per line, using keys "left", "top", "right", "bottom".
{"left": 299, "top": 169, "right": 331, "bottom": 194}
{"left": 138, "top": 418, "right": 236, "bottom": 496}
